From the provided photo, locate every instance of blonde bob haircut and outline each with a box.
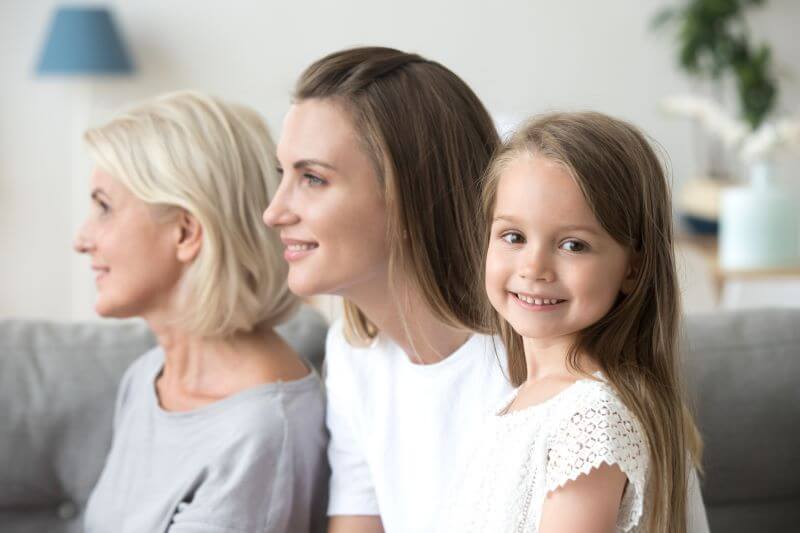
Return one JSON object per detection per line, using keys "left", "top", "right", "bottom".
{"left": 84, "top": 90, "right": 299, "bottom": 338}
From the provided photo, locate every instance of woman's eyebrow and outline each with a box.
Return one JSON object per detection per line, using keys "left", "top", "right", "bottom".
{"left": 91, "top": 188, "right": 110, "bottom": 201}
{"left": 293, "top": 158, "right": 338, "bottom": 171}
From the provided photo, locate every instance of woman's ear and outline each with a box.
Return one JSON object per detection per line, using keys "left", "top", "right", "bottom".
{"left": 175, "top": 210, "right": 203, "bottom": 263}
{"left": 621, "top": 252, "right": 641, "bottom": 295}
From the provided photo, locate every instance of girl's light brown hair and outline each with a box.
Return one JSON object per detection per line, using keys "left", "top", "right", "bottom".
{"left": 482, "top": 112, "right": 702, "bottom": 533}
{"left": 295, "top": 47, "right": 500, "bottom": 344}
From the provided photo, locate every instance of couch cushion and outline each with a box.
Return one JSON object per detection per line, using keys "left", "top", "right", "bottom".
{"left": 0, "top": 305, "right": 327, "bottom": 533}
{"left": 682, "top": 308, "right": 800, "bottom": 533}
{"left": 0, "top": 319, "right": 153, "bottom": 532}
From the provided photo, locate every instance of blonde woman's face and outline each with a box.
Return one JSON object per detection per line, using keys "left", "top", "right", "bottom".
{"left": 263, "top": 99, "right": 390, "bottom": 298}
{"left": 73, "top": 168, "right": 183, "bottom": 318}
{"left": 485, "top": 155, "right": 632, "bottom": 344}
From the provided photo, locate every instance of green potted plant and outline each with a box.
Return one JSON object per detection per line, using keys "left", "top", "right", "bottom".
{"left": 655, "top": 0, "right": 800, "bottom": 269}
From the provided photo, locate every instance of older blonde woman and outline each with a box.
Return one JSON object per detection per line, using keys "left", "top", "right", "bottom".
{"left": 74, "top": 91, "right": 328, "bottom": 532}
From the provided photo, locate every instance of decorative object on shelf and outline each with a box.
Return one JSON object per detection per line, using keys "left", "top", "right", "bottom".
{"left": 720, "top": 161, "right": 799, "bottom": 269}
{"left": 663, "top": 95, "right": 800, "bottom": 269}
{"left": 653, "top": 0, "right": 800, "bottom": 270}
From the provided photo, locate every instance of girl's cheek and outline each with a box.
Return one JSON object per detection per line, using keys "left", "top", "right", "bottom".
{"left": 485, "top": 251, "right": 507, "bottom": 295}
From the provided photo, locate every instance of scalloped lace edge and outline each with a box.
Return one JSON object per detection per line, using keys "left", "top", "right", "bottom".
{"left": 545, "top": 457, "right": 645, "bottom": 531}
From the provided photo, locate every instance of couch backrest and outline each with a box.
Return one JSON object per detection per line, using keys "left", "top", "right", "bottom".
{"left": 0, "top": 306, "right": 327, "bottom": 533}
{"left": 682, "top": 308, "right": 800, "bottom": 533}
{"left": 2, "top": 307, "right": 798, "bottom": 532}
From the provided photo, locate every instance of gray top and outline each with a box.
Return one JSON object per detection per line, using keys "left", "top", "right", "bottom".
{"left": 84, "top": 347, "right": 329, "bottom": 533}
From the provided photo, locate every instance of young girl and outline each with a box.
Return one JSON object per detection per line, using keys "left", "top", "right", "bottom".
{"left": 444, "top": 112, "right": 703, "bottom": 533}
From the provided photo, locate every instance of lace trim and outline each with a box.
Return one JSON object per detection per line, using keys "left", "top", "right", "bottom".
{"left": 545, "top": 382, "right": 649, "bottom": 531}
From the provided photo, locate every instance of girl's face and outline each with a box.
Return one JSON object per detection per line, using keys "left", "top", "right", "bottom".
{"left": 73, "top": 168, "right": 184, "bottom": 319}
{"left": 263, "top": 99, "right": 390, "bottom": 298}
{"left": 485, "top": 154, "right": 633, "bottom": 344}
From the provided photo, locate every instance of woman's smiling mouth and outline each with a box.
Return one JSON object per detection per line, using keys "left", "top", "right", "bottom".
{"left": 281, "top": 238, "right": 319, "bottom": 261}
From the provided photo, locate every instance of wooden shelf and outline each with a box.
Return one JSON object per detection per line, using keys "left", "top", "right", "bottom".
{"left": 676, "top": 232, "right": 800, "bottom": 298}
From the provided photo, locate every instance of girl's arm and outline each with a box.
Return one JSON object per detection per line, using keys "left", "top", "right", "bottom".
{"left": 542, "top": 382, "right": 649, "bottom": 532}
{"left": 538, "top": 462, "right": 628, "bottom": 533}
{"left": 329, "top": 515, "right": 384, "bottom": 533}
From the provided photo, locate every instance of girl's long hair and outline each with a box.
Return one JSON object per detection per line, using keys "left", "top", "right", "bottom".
{"left": 482, "top": 112, "right": 702, "bottom": 533}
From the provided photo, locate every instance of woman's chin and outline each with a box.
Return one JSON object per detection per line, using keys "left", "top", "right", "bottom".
{"left": 94, "top": 298, "right": 131, "bottom": 319}
{"left": 287, "top": 273, "right": 325, "bottom": 298}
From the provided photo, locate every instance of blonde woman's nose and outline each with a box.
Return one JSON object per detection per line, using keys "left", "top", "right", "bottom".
{"left": 73, "top": 223, "right": 94, "bottom": 254}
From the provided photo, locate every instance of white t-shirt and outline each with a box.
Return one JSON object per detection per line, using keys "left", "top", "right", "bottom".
{"left": 324, "top": 320, "right": 710, "bottom": 533}
{"left": 324, "top": 321, "right": 512, "bottom": 532}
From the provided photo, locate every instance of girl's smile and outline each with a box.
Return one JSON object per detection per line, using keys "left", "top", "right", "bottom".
{"left": 510, "top": 291, "right": 567, "bottom": 311}
{"left": 485, "top": 154, "right": 633, "bottom": 343}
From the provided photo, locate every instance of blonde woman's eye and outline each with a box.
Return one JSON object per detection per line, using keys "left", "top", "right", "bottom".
{"left": 501, "top": 232, "right": 525, "bottom": 245}
{"left": 93, "top": 199, "right": 110, "bottom": 214}
{"left": 560, "top": 239, "right": 587, "bottom": 252}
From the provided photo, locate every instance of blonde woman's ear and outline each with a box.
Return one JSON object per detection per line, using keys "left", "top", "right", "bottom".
{"left": 175, "top": 210, "right": 203, "bottom": 263}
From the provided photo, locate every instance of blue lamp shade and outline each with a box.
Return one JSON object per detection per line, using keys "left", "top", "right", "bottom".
{"left": 36, "top": 7, "right": 134, "bottom": 75}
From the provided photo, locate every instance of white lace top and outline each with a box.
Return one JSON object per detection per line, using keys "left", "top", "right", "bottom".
{"left": 442, "top": 375, "right": 649, "bottom": 533}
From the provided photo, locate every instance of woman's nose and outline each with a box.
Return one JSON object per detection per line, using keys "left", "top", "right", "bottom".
{"left": 263, "top": 181, "right": 298, "bottom": 227}
{"left": 73, "top": 222, "right": 95, "bottom": 254}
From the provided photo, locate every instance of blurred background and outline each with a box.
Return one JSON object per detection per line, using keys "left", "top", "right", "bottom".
{"left": 2, "top": 0, "right": 799, "bottom": 323}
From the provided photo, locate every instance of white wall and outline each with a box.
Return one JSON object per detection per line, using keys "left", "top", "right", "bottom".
{"left": 2, "top": 0, "right": 799, "bottom": 321}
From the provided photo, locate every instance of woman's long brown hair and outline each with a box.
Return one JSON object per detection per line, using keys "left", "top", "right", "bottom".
{"left": 482, "top": 112, "right": 702, "bottom": 533}
{"left": 295, "top": 47, "right": 500, "bottom": 344}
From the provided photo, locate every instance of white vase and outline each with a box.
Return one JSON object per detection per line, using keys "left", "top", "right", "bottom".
{"left": 719, "top": 161, "right": 800, "bottom": 270}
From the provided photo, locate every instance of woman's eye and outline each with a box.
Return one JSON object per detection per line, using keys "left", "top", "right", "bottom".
{"left": 303, "top": 173, "right": 326, "bottom": 187}
{"left": 94, "top": 199, "right": 110, "bottom": 214}
{"left": 560, "top": 239, "right": 587, "bottom": 252}
{"left": 501, "top": 232, "right": 525, "bottom": 245}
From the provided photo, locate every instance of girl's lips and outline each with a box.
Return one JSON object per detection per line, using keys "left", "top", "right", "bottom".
{"left": 510, "top": 291, "right": 566, "bottom": 312}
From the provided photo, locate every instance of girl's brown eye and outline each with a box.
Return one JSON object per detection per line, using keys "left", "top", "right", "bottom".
{"left": 561, "top": 239, "right": 587, "bottom": 252}
{"left": 501, "top": 232, "right": 524, "bottom": 245}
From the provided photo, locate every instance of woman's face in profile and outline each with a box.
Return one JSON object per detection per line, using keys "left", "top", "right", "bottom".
{"left": 73, "top": 168, "right": 184, "bottom": 318}
{"left": 264, "top": 98, "right": 390, "bottom": 299}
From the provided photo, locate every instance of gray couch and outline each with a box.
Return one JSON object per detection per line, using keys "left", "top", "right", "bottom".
{"left": 1, "top": 308, "right": 798, "bottom": 532}
{"left": 682, "top": 309, "right": 800, "bottom": 532}
{"left": 0, "top": 306, "right": 327, "bottom": 533}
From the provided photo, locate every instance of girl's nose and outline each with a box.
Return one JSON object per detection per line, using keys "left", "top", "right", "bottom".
{"left": 518, "top": 246, "right": 556, "bottom": 283}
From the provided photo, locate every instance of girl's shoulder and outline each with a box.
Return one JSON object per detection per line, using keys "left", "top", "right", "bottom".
{"left": 544, "top": 375, "right": 649, "bottom": 531}
{"left": 548, "top": 374, "right": 634, "bottom": 422}
{"left": 546, "top": 374, "right": 648, "bottom": 457}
